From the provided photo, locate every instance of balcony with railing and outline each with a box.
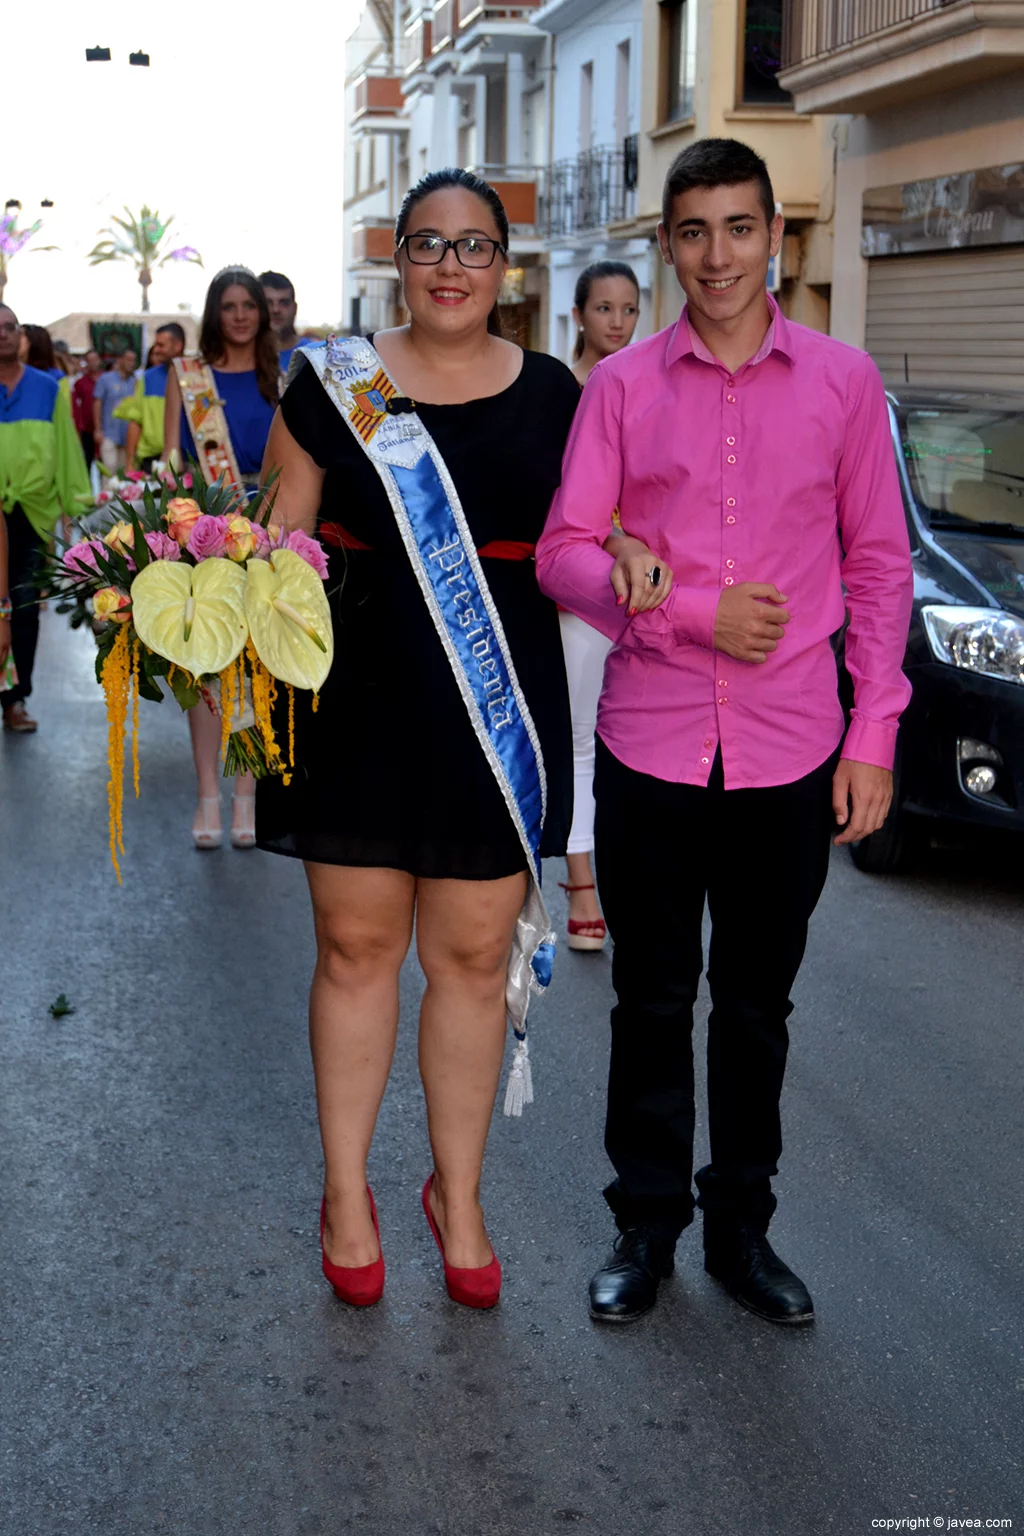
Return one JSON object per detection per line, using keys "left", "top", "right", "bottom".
{"left": 352, "top": 217, "right": 397, "bottom": 264}
{"left": 544, "top": 140, "right": 639, "bottom": 239}
{"left": 779, "top": 0, "right": 1024, "bottom": 114}
{"left": 352, "top": 68, "right": 410, "bottom": 131}
{"left": 464, "top": 165, "right": 546, "bottom": 235}
{"left": 429, "top": 0, "right": 544, "bottom": 61}
{"left": 402, "top": 14, "right": 434, "bottom": 74}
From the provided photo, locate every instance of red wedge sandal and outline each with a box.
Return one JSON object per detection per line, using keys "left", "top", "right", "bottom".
{"left": 558, "top": 881, "right": 607, "bottom": 952}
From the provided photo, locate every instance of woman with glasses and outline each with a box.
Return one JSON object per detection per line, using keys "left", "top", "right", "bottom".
{"left": 256, "top": 169, "right": 577, "bottom": 1309}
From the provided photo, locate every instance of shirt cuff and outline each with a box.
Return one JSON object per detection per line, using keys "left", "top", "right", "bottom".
{"left": 841, "top": 714, "right": 899, "bottom": 771}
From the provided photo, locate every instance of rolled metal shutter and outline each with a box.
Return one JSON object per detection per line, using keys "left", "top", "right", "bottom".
{"left": 866, "top": 247, "right": 1024, "bottom": 391}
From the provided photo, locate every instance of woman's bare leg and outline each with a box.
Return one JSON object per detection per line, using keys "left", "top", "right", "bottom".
{"left": 306, "top": 862, "right": 416, "bottom": 1266}
{"left": 416, "top": 871, "right": 528, "bottom": 1269}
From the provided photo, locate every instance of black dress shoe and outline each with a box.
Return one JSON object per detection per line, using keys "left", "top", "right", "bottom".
{"left": 589, "top": 1228, "right": 675, "bottom": 1323}
{"left": 704, "top": 1227, "right": 814, "bottom": 1325}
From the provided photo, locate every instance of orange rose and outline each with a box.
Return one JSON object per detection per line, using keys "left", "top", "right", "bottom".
{"left": 165, "top": 497, "right": 203, "bottom": 546}
{"left": 93, "top": 587, "right": 132, "bottom": 624}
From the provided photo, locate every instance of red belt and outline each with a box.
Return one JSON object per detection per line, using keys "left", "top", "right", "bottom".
{"left": 320, "top": 523, "right": 534, "bottom": 561}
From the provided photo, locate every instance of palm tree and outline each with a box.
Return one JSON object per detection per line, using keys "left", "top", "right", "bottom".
{"left": 0, "top": 210, "right": 56, "bottom": 306}
{"left": 87, "top": 205, "right": 202, "bottom": 312}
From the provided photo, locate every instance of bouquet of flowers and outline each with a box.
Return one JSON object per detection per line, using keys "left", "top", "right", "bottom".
{"left": 47, "top": 468, "right": 333, "bottom": 881}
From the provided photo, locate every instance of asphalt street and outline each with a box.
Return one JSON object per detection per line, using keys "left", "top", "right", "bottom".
{"left": 3, "top": 612, "right": 1023, "bottom": 1536}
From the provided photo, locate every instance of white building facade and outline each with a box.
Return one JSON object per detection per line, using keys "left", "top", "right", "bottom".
{"left": 534, "top": 0, "right": 653, "bottom": 361}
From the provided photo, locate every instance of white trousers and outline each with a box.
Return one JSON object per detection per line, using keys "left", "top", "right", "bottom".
{"left": 559, "top": 609, "right": 614, "bottom": 856}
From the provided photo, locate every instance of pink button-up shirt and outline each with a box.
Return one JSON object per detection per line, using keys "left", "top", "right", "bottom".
{"left": 535, "top": 300, "right": 914, "bottom": 789}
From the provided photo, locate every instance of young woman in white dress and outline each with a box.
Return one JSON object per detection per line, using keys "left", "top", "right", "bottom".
{"left": 560, "top": 261, "right": 641, "bottom": 949}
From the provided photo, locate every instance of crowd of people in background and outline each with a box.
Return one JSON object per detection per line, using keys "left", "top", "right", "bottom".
{"left": 0, "top": 270, "right": 310, "bottom": 735}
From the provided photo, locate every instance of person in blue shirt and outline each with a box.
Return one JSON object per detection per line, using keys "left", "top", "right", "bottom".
{"left": 260, "top": 269, "right": 302, "bottom": 378}
{"left": 163, "top": 266, "right": 279, "bottom": 851}
{"left": 93, "top": 349, "right": 138, "bottom": 474}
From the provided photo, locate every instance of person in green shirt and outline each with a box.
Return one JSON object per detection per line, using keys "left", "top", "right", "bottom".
{"left": 117, "top": 322, "right": 186, "bottom": 471}
{"left": 0, "top": 303, "right": 90, "bottom": 732}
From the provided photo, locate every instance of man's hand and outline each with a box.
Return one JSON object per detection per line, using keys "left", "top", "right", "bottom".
{"left": 605, "top": 533, "right": 674, "bottom": 615}
{"left": 832, "top": 759, "right": 893, "bottom": 846}
{"left": 713, "top": 583, "right": 790, "bottom": 662}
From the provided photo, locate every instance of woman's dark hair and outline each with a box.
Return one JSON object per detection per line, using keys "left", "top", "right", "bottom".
{"left": 23, "top": 324, "right": 56, "bottom": 372}
{"left": 662, "top": 137, "right": 775, "bottom": 232}
{"left": 199, "top": 267, "right": 279, "bottom": 406}
{"left": 394, "top": 168, "right": 509, "bottom": 338}
{"left": 572, "top": 261, "right": 640, "bottom": 360}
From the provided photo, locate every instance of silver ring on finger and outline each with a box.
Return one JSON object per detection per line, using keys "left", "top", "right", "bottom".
{"left": 646, "top": 565, "right": 662, "bottom": 587}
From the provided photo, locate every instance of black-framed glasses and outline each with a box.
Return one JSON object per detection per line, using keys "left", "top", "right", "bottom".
{"left": 398, "top": 234, "right": 506, "bottom": 269}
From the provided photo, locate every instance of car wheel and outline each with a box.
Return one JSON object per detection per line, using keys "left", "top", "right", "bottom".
{"left": 848, "top": 806, "right": 910, "bottom": 874}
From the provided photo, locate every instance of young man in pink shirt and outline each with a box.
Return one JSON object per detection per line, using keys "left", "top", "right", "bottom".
{"left": 536, "top": 139, "right": 914, "bottom": 1326}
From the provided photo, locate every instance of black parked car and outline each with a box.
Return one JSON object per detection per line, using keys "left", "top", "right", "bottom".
{"left": 841, "top": 386, "right": 1024, "bottom": 873}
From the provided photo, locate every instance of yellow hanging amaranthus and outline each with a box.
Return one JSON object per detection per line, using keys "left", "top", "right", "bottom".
{"left": 219, "top": 650, "right": 237, "bottom": 761}
{"left": 246, "top": 638, "right": 284, "bottom": 773}
{"left": 100, "top": 626, "right": 132, "bottom": 883}
{"left": 130, "top": 638, "right": 142, "bottom": 800}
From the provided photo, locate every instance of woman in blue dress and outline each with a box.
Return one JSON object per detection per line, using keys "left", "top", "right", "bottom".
{"left": 164, "top": 267, "right": 278, "bottom": 850}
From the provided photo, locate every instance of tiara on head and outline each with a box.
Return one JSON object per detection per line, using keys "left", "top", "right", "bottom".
{"left": 213, "top": 263, "right": 257, "bottom": 282}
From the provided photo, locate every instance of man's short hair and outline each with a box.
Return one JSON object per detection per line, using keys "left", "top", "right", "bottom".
{"left": 662, "top": 138, "right": 776, "bottom": 232}
{"left": 0, "top": 303, "right": 18, "bottom": 324}
{"left": 259, "top": 270, "right": 295, "bottom": 302}
{"left": 156, "top": 322, "right": 186, "bottom": 345}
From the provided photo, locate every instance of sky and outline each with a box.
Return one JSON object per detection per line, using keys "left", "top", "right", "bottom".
{"left": 4, "top": 0, "right": 363, "bottom": 331}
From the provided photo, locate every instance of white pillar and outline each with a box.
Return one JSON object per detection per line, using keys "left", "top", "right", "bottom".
{"left": 505, "top": 54, "right": 524, "bottom": 169}
{"left": 431, "top": 75, "right": 453, "bottom": 167}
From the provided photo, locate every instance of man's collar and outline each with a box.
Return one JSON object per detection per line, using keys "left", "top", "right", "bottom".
{"left": 667, "top": 292, "right": 795, "bottom": 369}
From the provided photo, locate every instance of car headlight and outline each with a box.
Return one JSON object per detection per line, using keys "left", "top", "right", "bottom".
{"left": 921, "top": 606, "right": 1024, "bottom": 686}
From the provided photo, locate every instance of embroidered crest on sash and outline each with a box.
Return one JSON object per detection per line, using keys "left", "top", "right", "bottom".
{"left": 172, "top": 357, "right": 244, "bottom": 489}
{"left": 349, "top": 370, "right": 395, "bottom": 442}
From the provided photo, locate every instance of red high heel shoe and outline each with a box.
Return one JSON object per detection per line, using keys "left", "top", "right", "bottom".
{"left": 421, "top": 1174, "right": 502, "bottom": 1310}
{"left": 320, "top": 1188, "right": 385, "bottom": 1306}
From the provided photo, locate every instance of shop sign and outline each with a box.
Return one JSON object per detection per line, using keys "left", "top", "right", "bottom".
{"left": 861, "top": 163, "right": 1024, "bottom": 257}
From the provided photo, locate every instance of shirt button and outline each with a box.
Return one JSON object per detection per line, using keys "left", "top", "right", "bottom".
{"left": 725, "top": 559, "right": 735, "bottom": 569}
{"left": 727, "top": 394, "right": 736, "bottom": 403}
{"left": 718, "top": 697, "right": 728, "bottom": 705}
{"left": 726, "top": 437, "right": 736, "bottom": 446}
{"left": 724, "top": 576, "right": 734, "bottom": 586}
{"left": 718, "top": 679, "right": 728, "bottom": 687}
{"left": 701, "top": 756, "right": 710, "bottom": 765}
{"left": 726, "top": 515, "right": 736, "bottom": 524}
{"left": 727, "top": 455, "right": 737, "bottom": 464}
{"left": 704, "top": 739, "right": 712, "bottom": 749}
{"left": 726, "top": 497, "right": 736, "bottom": 507}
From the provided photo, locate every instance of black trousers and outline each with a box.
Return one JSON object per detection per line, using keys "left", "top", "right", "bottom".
{"left": 593, "top": 736, "right": 839, "bottom": 1242}
{"left": 1, "top": 505, "right": 45, "bottom": 708}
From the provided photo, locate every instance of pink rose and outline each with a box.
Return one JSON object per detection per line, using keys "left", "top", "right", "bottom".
{"left": 161, "top": 469, "right": 193, "bottom": 491}
{"left": 144, "top": 530, "right": 181, "bottom": 562}
{"left": 187, "top": 514, "right": 230, "bottom": 561}
{"left": 121, "top": 482, "right": 144, "bottom": 502}
{"left": 62, "top": 539, "right": 106, "bottom": 579}
{"left": 285, "top": 529, "right": 329, "bottom": 581}
{"left": 125, "top": 470, "right": 146, "bottom": 482}
{"left": 250, "top": 522, "right": 271, "bottom": 558}
{"left": 96, "top": 491, "right": 111, "bottom": 505}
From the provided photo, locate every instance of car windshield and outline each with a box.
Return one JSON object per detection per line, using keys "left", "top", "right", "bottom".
{"left": 898, "top": 406, "right": 1024, "bottom": 538}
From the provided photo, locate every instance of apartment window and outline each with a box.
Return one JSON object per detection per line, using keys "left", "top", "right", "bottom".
{"left": 614, "top": 40, "right": 631, "bottom": 146}
{"left": 662, "top": 0, "right": 696, "bottom": 124}
{"left": 739, "top": 0, "right": 791, "bottom": 105}
{"left": 579, "top": 61, "right": 594, "bottom": 153}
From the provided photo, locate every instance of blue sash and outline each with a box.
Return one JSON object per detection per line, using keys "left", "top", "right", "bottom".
{"left": 299, "top": 336, "right": 555, "bottom": 1114}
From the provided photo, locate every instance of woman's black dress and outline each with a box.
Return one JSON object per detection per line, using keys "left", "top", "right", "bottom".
{"left": 256, "top": 345, "right": 578, "bottom": 880}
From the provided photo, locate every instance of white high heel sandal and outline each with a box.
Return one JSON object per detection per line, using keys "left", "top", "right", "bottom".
{"left": 192, "top": 797, "right": 223, "bottom": 851}
{"left": 230, "top": 794, "right": 257, "bottom": 850}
